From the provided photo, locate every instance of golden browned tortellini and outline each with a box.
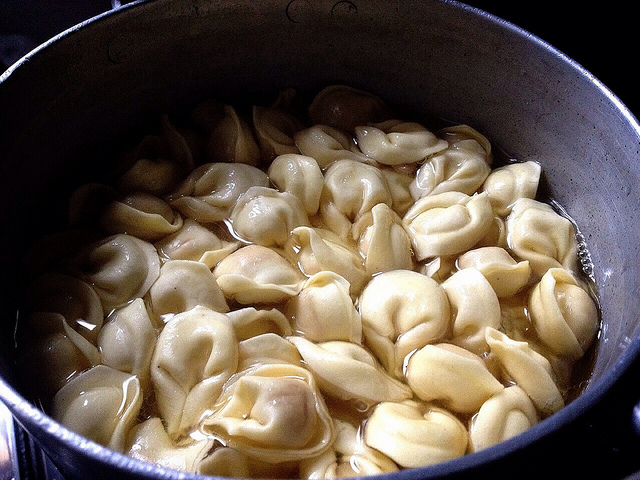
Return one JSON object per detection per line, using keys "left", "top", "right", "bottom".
{"left": 300, "top": 418, "right": 398, "bottom": 478}
{"left": 229, "top": 186, "right": 310, "bottom": 247}
{"left": 267, "top": 154, "right": 324, "bottom": 215}
{"left": 116, "top": 115, "right": 194, "bottom": 196}
{"left": 52, "top": 365, "right": 141, "bottom": 452}
{"left": 410, "top": 127, "right": 491, "bottom": 199}
{"left": 469, "top": 385, "right": 538, "bottom": 452}
{"left": 308, "top": 85, "right": 390, "bottom": 132}
{"left": 528, "top": 267, "right": 599, "bottom": 360}
{"left": 294, "top": 125, "right": 369, "bottom": 170}
{"left": 482, "top": 160, "right": 541, "bottom": 216}
{"left": 77, "top": 234, "right": 160, "bottom": 313}
{"left": 148, "top": 259, "right": 229, "bottom": 319}
{"left": 288, "top": 337, "right": 412, "bottom": 404}
{"left": 252, "top": 105, "right": 303, "bottom": 160}
{"left": 214, "top": 245, "right": 305, "bottom": 304}
{"left": 506, "top": 198, "right": 578, "bottom": 277}
{"left": 485, "top": 327, "right": 564, "bottom": 415}
{"left": 402, "top": 191, "right": 493, "bottom": 260}
{"left": 359, "top": 270, "right": 450, "bottom": 377}
{"left": 363, "top": 401, "right": 468, "bottom": 468}
{"left": 355, "top": 120, "right": 448, "bottom": 166}
{"left": 284, "top": 226, "right": 368, "bottom": 295}
{"left": 126, "top": 417, "right": 213, "bottom": 473}
{"left": 99, "top": 192, "right": 183, "bottom": 242}
{"left": 320, "top": 159, "right": 394, "bottom": 238}
{"left": 155, "top": 218, "right": 239, "bottom": 268}
{"left": 353, "top": 203, "right": 414, "bottom": 275}
{"left": 457, "top": 246, "right": 532, "bottom": 298}
{"left": 97, "top": 298, "right": 157, "bottom": 386}
{"left": 406, "top": 343, "right": 504, "bottom": 413}
{"left": 25, "top": 272, "right": 104, "bottom": 342}
{"left": 168, "top": 162, "right": 269, "bottom": 223}
{"left": 286, "top": 271, "right": 362, "bottom": 344}
{"left": 441, "top": 268, "right": 501, "bottom": 354}
{"left": 201, "top": 363, "right": 334, "bottom": 463}
{"left": 151, "top": 306, "right": 238, "bottom": 437}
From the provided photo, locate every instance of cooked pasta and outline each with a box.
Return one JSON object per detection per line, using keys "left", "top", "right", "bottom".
{"left": 16, "top": 85, "right": 600, "bottom": 478}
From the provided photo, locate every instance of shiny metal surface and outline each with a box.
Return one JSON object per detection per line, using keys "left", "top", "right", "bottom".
{"left": 0, "top": 402, "right": 18, "bottom": 480}
{"left": 0, "top": 1, "right": 639, "bottom": 479}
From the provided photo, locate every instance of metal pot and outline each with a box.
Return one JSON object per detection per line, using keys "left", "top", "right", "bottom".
{"left": 1, "top": 0, "right": 639, "bottom": 478}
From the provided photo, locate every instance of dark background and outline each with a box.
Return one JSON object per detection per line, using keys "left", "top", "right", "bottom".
{"left": 1, "top": 1, "right": 639, "bottom": 479}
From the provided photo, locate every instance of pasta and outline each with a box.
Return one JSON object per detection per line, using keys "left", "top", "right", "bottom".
{"left": 17, "top": 86, "right": 600, "bottom": 478}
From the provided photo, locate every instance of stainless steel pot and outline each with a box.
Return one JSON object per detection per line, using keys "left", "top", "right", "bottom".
{"left": 1, "top": 0, "right": 639, "bottom": 478}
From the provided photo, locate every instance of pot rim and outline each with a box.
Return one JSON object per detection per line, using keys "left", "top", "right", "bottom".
{"left": 1, "top": 0, "right": 640, "bottom": 478}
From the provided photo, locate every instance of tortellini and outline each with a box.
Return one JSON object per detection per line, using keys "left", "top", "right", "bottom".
{"left": 402, "top": 191, "right": 493, "bottom": 260}
{"left": 151, "top": 306, "right": 238, "bottom": 437}
{"left": 358, "top": 270, "right": 450, "bottom": 377}
{"left": 52, "top": 365, "right": 141, "bottom": 452}
{"left": 19, "top": 86, "right": 600, "bottom": 479}
{"left": 528, "top": 267, "right": 599, "bottom": 360}
{"left": 201, "top": 364, "right": 334, "bottom": 463}
{"left": 363, "top": 401, "right": 468, "bottom": 468}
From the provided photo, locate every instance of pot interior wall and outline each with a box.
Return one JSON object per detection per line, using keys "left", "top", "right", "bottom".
{"left": 1, "top": 0, "right": 639, "bottom": 478}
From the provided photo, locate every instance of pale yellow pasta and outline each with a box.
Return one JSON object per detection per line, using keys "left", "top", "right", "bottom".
{"left": 226, "top": 307, "right": 293, "bottom": 341}
{"left": 229, "top": 186, "right": 310, "bottom": 247}
{"left": 284, "top": 226, "right": 368, "bottom": 295}
{"left": 237, "top": 333, "right": 302, "bottom": 371}
{"left": 148, "top": 259, "right": 229, "bottom": 319}
{"left": 506, "top": 198, "right": 578, "bottom": 277}
{"left": 308, "top": 85, "right": 389, "bottom": 132}
{"left": 97, "top": 298, "right": 157, "bottom": 386}
{"left": 353, "top": 203, "right": 414, "bottom": 275}
{"left": 300, "top": 418, "right": 398, "bottom": 478}
{"left": 363, "top": 401, "right": 468, "bottom": 469}
{"left": 168, "top": 162, "right": 269, "bottom": 222}
{"left": 457, "top": 246, "right": 532, "bottom": 298}
{"left": 127, "top": 417, "right": 213, "bottom": 473}
{"left": 469, "top": 385, "right": 538, "bottom": 452}
{"left": 485, "top": 327, "right": 564, "bottom": 415}
{"left": 482, "top": 161, "right": 541, "bottom": 216}
{"left": 52, "top": 365, "right": 141, "bottom": 452}
{"left": 294, "top": 125, "right": 369, "bottom": 169}
{"left": 117, "top": 115, "right": 195, "bottom": 196}
{"left": 151, "top": 306, "right": 238, "bottom": 437}
{"left": 252, "top": 105, "right": 303, "bottom": 160}
{"left": 320, "top": 159, "right": 394, "bottom": 238}
{"left": 21, "top": 86, "right": 601, "bottom": 478}
{"left": 155, "top": 218, "right": 239, "bottom": 268}
{"left": 267, "top": 154, "right": 324, "bottom": 215}
{"left": 354, "top": 120, "right": 448, "bottom": 165}
{"left": 214, "top": 244, "right": 305, "bottom": 304}
{"left": 201, "top": 363, "right": 334, "bottom": 463}
{"left": 402, "top": 191, "right": 493, "bottom": 260}
{"left": 78, "top": 233, "right": 160, "bottom": 313}
{"left": 410, "top": 134, "right": 491, "bottom": 199}
{"left": 406, "top": 343, "right": 504, "bottom": 413}
{"left": 358, "top": 270, "right": 450, "bottom": 377}
{"left": 441, "top": 268, "right": 501, "bottom": 355}
{"left": 528, "top": 267, "right": 599, "bottom": 360}
{"left": 206, "top": 105, "right": 261, "bottom": 165}
{"left": 288, "top": 337, "right": 412, "bottom": 404}
{"left": 286, "top": 271, "right": 362, "bottom": 344}
{"left": 25, "top": 272, "right": 104, "bottom": 342}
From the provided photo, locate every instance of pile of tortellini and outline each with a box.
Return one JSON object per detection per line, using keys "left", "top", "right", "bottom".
{"left": 17, "top": 85, "right": 600, "bottom": 478}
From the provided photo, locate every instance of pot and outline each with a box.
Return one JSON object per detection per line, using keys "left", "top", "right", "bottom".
{"left": 1, "top": 0, "right": 639, "bottom": 478}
